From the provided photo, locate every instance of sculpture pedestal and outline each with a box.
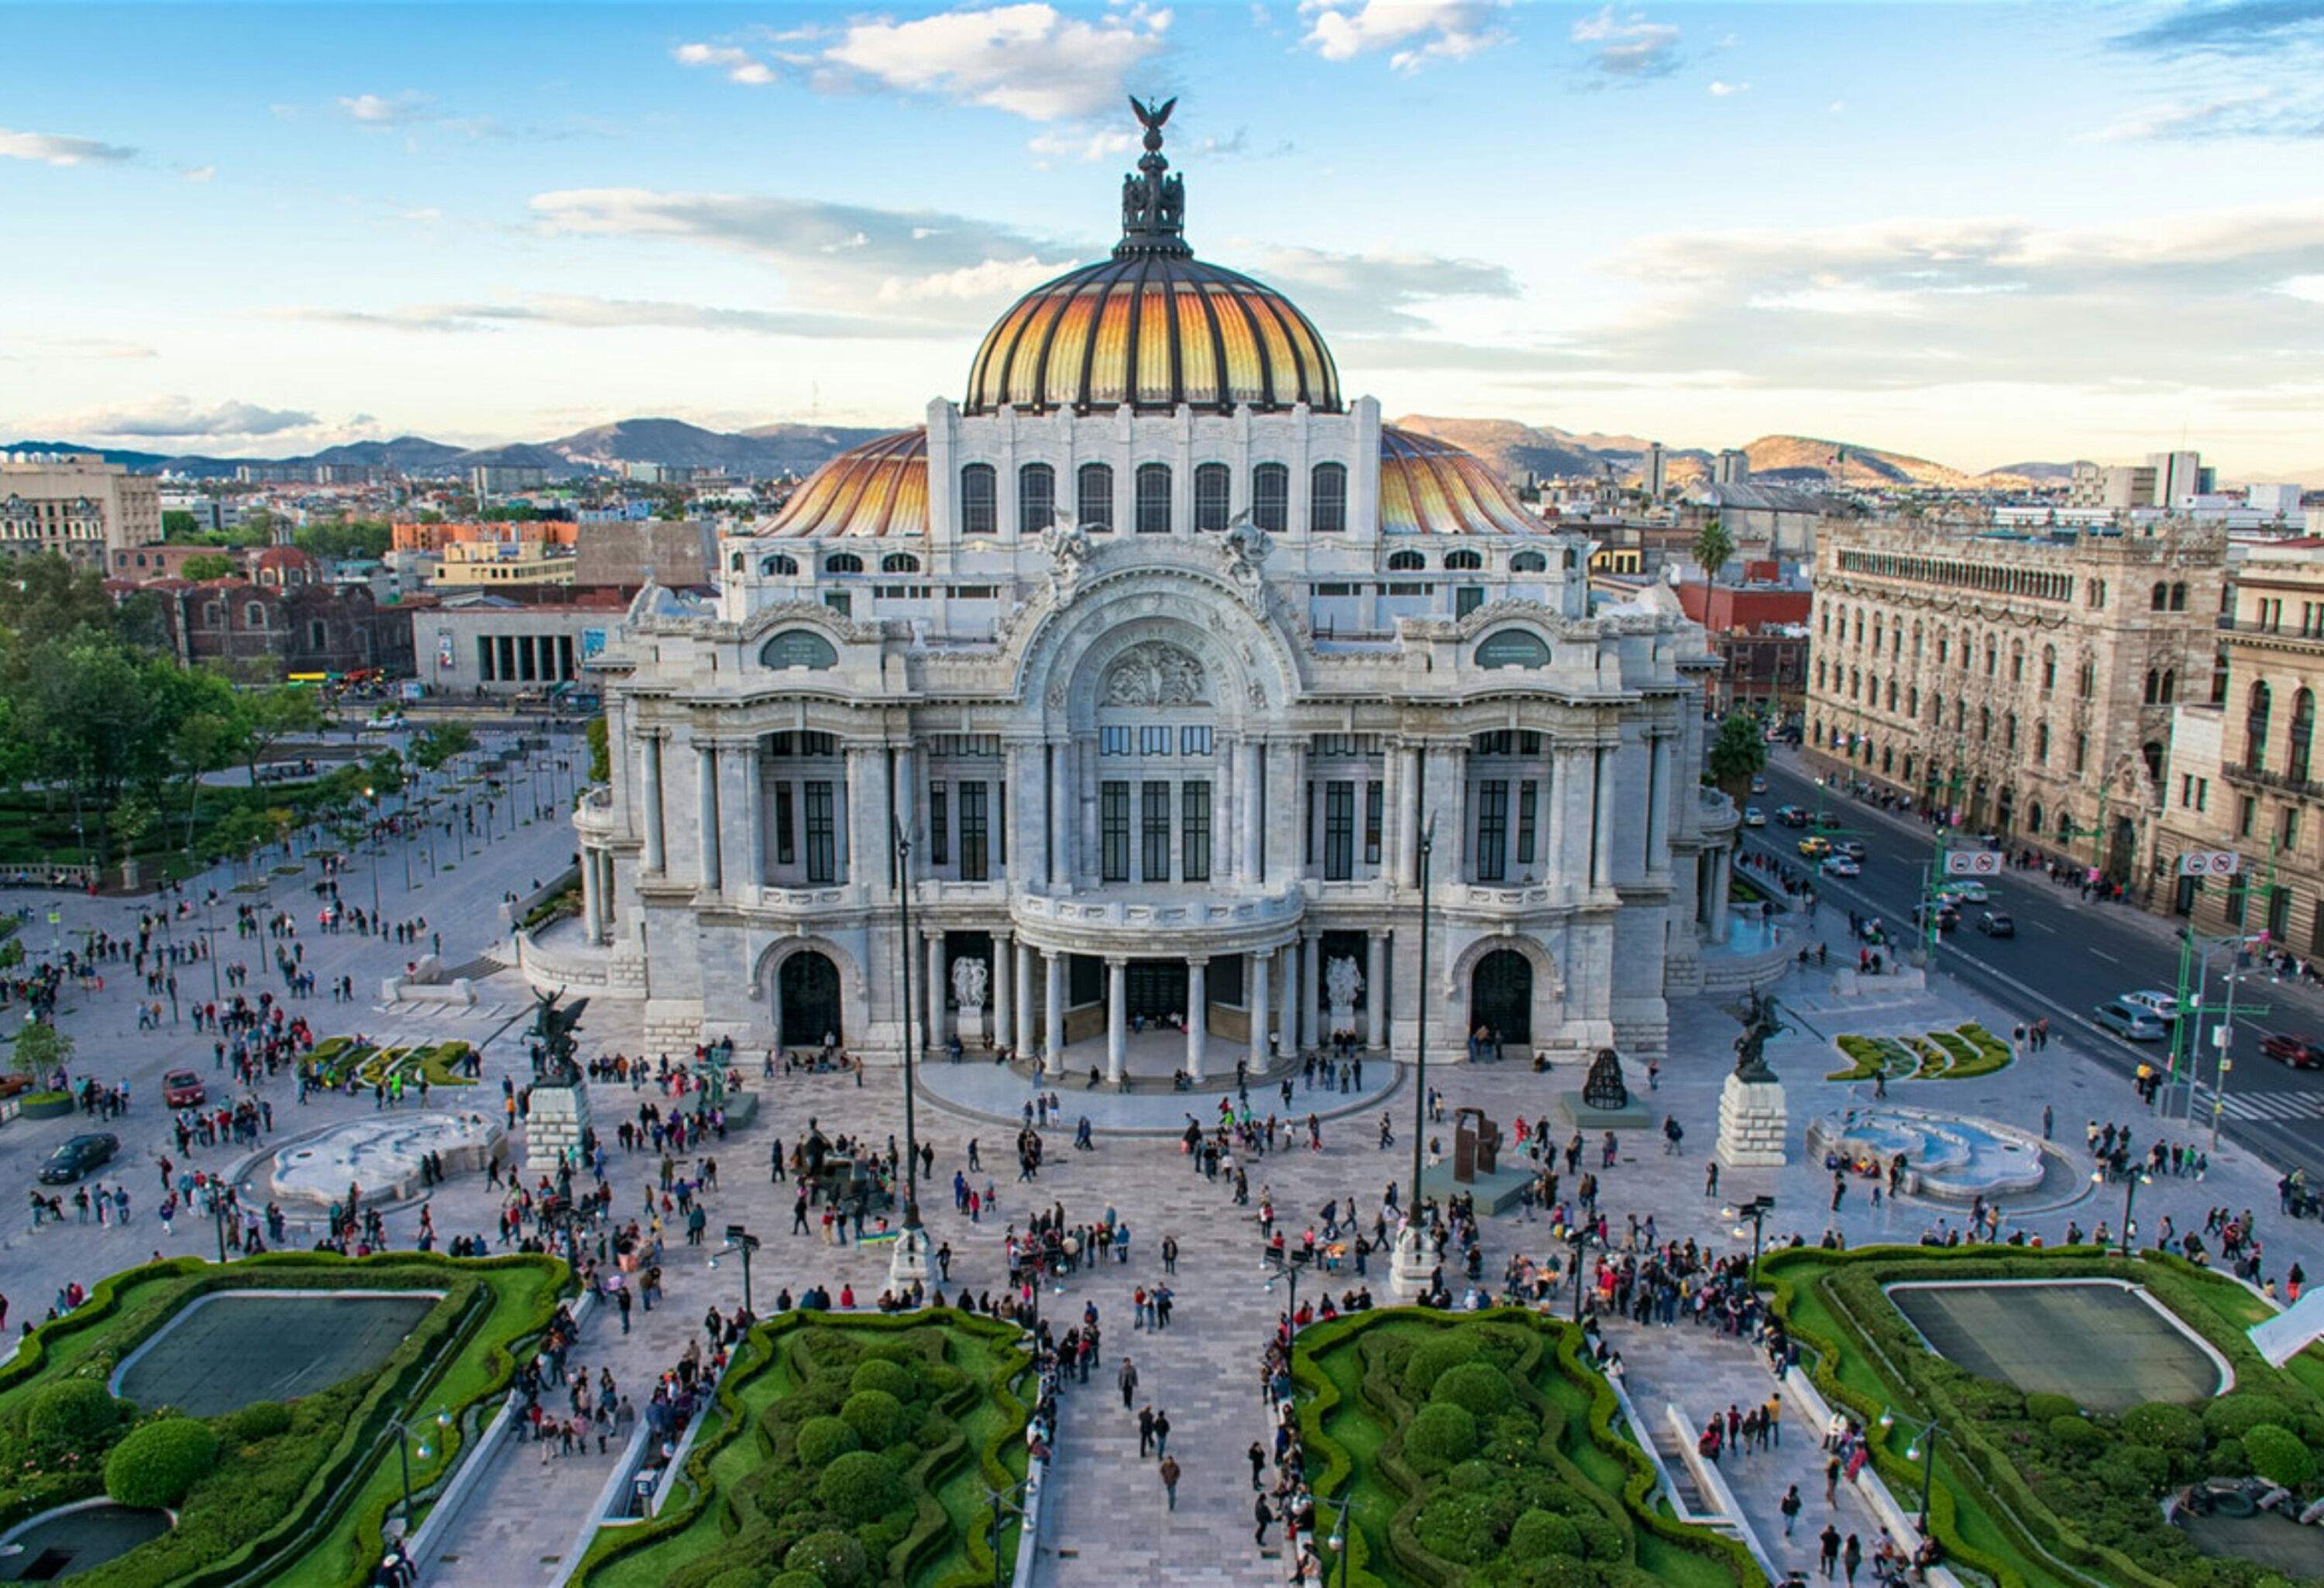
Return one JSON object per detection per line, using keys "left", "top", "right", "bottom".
{"left": 1389, "top": 1225, "right": 1435, "bottom": 1300}
{"left": 1716, "top": 1071, "right": 1789, "bottom": 1169}
{"left": 956, "top": 1008, "right": 986, "bottom": 1047}
{"left": 1556, "top": 1093, "right": 1653, "bottom": 1130}
{"left": 888, "top": 1224, "right": 932, "bottom": 1293}
{"left": 525, "top": 1082, "right": 593, "bottom": 1170}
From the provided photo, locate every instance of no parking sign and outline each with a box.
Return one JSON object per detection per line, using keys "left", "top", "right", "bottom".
{"left": 1944, "top": 850, "right": 2001, "bottom": 876}
{"left": 2177, "top": 850, "right": 2241, "bottom": 878}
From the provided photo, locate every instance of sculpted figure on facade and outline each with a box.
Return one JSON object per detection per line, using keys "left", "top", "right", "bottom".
{"left": 1221, "top": 510, "right": 1274, "bottom": 612}
{"left": 1042, "top": 510, "right": 1094, "bottom": 607}
{"left": 1103, "top": 641, "right": 1208, "bottom": 706}
{"left": 951, "top": 954, "right": 988, "bottom": 1016}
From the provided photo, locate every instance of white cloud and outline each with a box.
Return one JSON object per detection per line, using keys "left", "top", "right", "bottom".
{"left": 2281, "top": 274, "right": 2324, "bottom": 304}
{"left": 1253, "top": 243, "right": 1519, "bottom": 332}
{"left": 53, "top": 398, "right": 319, "bottom": 440}
{"left": 819, "top": 4, "right": 1170, "bottom": 122}
{"left": 673, "top": 42, "right": 777, "bottom": 86}
{"left": 1299, "top": 0, "right": 1509, "bottom": 70}
{"left": 2081, "top": 85, "right": 2307, "bottom": 142}
{"left": 296, "top": 294, "right": 942, "bottom": 340}
{"left": 1570, "top": 6, "right": 1682, "bottom": 79}
{"left": 179, "top": 164, "right": 216, "bottom": 183}
{"left": 1708, "top": 79, "right": 1748, "bottom": 97}
{"left": 1026, "top": 125, "right": 1138, "bottom": 165}
{"left": 0, "top": 127, "right": 137, "bottom": 166}
{"left": 339, "top": 92, "right": 434, "bottom": 126}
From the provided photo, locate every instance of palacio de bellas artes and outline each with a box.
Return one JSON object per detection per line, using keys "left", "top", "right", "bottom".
{"left": 546, "top": 106, "right": 1752, "bottom": 1098}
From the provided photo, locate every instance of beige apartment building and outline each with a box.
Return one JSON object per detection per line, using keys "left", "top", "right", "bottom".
{"left": 0, "top": 452, "right": 163, "bottom": 564}
{"left": 2153, "top": 540, "right": 2324, "bottom": 944}
{"left": 1806, "top": 521, "right": 2226, "bottom": 884}
{"left": 431, "top": 537, "right": 576, "bottom": 588}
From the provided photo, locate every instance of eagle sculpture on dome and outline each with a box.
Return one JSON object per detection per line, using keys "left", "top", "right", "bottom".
{"left": 1119, "top": 96, "right": 1186, "bottom": 252}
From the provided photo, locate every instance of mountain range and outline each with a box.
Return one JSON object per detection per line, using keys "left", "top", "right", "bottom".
{"left": 9, "top": 413, "right": 2082, "bottom": 491}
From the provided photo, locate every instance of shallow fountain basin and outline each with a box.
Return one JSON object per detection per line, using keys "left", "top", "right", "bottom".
{"left": 0, "top": 1499, "right": 173, "bottom": 1581}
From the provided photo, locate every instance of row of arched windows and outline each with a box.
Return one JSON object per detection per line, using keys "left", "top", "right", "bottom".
{"left": 957, "top": 460, "right": 1349, "bottom": 536}
{"left": 2247, "top": 682, "right": 2319, "bottom": 782}
{"left": 819, "top": 552, "right": 920, "bottom": 575}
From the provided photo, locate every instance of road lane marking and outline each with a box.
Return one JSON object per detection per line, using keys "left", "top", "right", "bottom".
{"left": 2088, "top": 949, "right": 2119, "bottom": 964}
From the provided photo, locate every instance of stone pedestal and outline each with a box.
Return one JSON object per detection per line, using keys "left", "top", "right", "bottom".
{"left": 888, "top": 1224, "right": 932, "bottom": 1291}
{"left": 525, "top": 1082, "right": 593, "bottom": 1169}
{"left": 1716, "top": 1071, "right": 1789, "bottom": 1169}
{"left": 1389, "top": 1225, "right": 1435, "bottom": 1300}
{"left": 956, "top": 1007, "right": 986, "bottom": 1047}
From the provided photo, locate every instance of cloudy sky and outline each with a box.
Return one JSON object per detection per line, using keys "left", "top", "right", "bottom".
{"left": 5, "top": 1, "right": 2322, "bottom": 475}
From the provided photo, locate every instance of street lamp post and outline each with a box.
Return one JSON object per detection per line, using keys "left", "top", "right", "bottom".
{"left": 1325, "top": 1490, "right": 1355, "bottom": 1588}
{"left": 2092, "top": 1167, "right": 2154, "bottom": 1255}
{"left": 1726, "top": 1195, "right": 1777, "bottom": 1287}
{"left": 1397, "top": 816, "right": 1437, "bottom": 1294}
{"left": 1879, "top": 1408, "right": 1945, "bottom": 1533}
{"left": 1568, "top": 1225, "right": 1596, "bottom": 1322}
{"left": 383, "top": 1410, "right": 452, "bottom": 1531}
{"left": 363, "top": 788, "right": 383, "bottom": 919}
{"left": 1265, "top": 1247, "right": 1308, "bottom": 1337}
{"left": 712, "top": 1224, "right": 760, "bottom": 1316}
{"left": 890, "top": 816, "right": 925, "bottom": 1290}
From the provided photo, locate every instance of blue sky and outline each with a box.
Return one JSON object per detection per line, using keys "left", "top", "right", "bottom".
{"left": 4, "top": 2, "right": 2321, "bottom": 475}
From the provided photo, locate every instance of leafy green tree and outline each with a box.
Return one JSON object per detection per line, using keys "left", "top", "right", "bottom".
{"left": 0, "top": 553, "right": 120, "bottom": 646}
{"left": 109, "top": 793, "right": 157, "bottom": 859}
{"left": 1691, "top": 517, "right": 1734, "bottom": 585}
{"left": 295, "top": 519, "right": 394, "bottom": 562}
{"left": 179, "top": 552, "right": 238, "bottom": 581}
{"left": 161, "top": 509, "right": 201, "bottom": 538}
{"left": 1704, "top": 711, "right": 1769, "bottom": 800}
{"left": 586, "top": 715, "right": 610, "bottom": 783}
{"left": 235, "top": 683, "right": 324, "bottom": 785}
{"left": 11, "top": 1019, "right": 73, "bottom": 1081}
{"left": 412, "top": 722, "right": 476, "bottom": 772}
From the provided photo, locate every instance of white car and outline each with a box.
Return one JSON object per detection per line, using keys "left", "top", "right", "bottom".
{"left": 1743, "top": 806, "right": 1767, "bottom": 827}
{"left": 1820, "top": 854, "right": 1862, "bottom": 878}
{"left": 2123, "top": 989, "right": 2179, "bottom": 1024}
{"left": 1936, "top": 881, "right": 1989, "bottom": 904}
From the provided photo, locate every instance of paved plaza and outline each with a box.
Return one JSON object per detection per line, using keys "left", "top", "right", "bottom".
{"left": 5, "top": 773, "right": 2324, "bottom": 1584}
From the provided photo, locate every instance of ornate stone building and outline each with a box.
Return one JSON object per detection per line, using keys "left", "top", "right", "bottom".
{"left": 1806, "top": 520, "right": 2226, "bottom": 879}
{"left": 546, "top": 110, "right": 1738, "bottom": 1069}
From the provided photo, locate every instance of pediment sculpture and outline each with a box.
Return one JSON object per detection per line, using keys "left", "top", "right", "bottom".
{"left": 1103, "top": 641, "right": 1208, "bottom": 706}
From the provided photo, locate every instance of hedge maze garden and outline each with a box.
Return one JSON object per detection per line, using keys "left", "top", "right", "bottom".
{"left": 1294, "top": 1310, "right": 1760, "bottom": 1588}
{"left": 577, "top": 1310, "right": 1033, "bottom": 1588}
{"left": 1827, "top": 1023, "right": 2014, "bottom": 1083}
{"left": 1763, "top": 1244, "right": 2324, "bottom": 1588}
{"left": 0, "top": 1251, "right": 566, "bottom": 1588}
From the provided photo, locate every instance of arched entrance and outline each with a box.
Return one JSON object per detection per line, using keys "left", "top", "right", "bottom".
{"left": 1470, "top": 950, "right": 1532, "bottom": 1047}
{"left": 778, "top": 951, "right": 841, "bottom": 1048}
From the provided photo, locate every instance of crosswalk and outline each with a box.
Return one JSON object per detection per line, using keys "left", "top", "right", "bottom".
{"left": 2188, "top": 1086, "right": 2324, "bottom": 1124}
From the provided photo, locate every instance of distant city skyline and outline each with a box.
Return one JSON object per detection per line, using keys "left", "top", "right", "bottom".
{"left": 5, "top": 1, "right": 2321, "bottom": 475}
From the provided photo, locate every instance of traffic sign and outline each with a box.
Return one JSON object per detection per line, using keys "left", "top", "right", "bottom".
{"left": 2178, "top": 850, "right": 2241, "bottom": 877}
{"left": 1944, "top": 850, "right": 2002, "bottom": 876}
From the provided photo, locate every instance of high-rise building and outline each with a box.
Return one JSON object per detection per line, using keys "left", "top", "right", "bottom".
{"left": 1713, "top": 449, "right": 1751, "bottom": 485}
{"left": 0, "top": 452, "right": 163, "bottom": 564}
{"left": 1642, "top": 442, "right": 1667, "bottom": 498}
{"left": 2150, "top": 450, "right": 2207, "bottom": 510}
{"left": 471, "top": 464, "right": 550, "bottom": 497}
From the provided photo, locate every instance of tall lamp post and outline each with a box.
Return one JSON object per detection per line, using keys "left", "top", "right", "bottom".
{"left": 1567, "top": 1224, "right": 1597, "bottom": 1322}
{"left": 889, "top": 816, "right": 926, "bottom": 1291}
{"left": 1395, "top": 816, "right": 1437, "bottom": 1297}
{"left": 1265, "top": 1246, "right": 1308, "bottom": 1337}
{"left": 384, "top": 1410, "right": 452, "bottom": 1531}
{"left": 711, "top": 1223, "right": 760, "bottom": 1316}
{"left": 1726, "top": 1195, "right": 1776, "bottom": 1287}
{"left": 2093, "top": 1167, "right": 2153, "bottom": 1255}
{"left": 1325, "top": 1490, "right": 1355, "bottom": 1587}
{"left": 1879, "top": 1407, "right": 1945, "bottom": 1533}
{"left": 362, "top": 787, "right": 383, "bottom": 919}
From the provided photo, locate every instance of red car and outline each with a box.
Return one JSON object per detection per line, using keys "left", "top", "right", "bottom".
{"left": 2261, "top": 1034, "right": 2324, "bottom": 1071}
{"left": 163, "top": 1069, "right": 207, "bottom": 1108}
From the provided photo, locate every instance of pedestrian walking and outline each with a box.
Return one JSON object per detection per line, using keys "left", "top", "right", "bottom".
{"left": 1780, "top": 1484, "right": 1802, "bottom": 1538}
{"left": 1158, "top": 1453, "right": 1181, "bottom": 1511}
{"left": 1817, "top": 1524, "right": 1841, "bottom": 1579}
{"left": 1119, "top": 1356, "right": 1139, "bottom": 1410}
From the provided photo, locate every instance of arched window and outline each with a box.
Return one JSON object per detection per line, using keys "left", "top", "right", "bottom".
{"left": 1930, "top": 691, "right": 1944, "bottom": 726}
{"left": 1816, "top": 659, "right": 1827, "bottom": 689}
{"left": 2005, "top": 712, "right": 2018, "bottom": 751}
{"left": 1476, "top": 629, "right": 1550, "bottom": 669}
{"left": 729, "top": 551, "right": 745, "bottom": 573}
{"left": 1906, "top": 686, "right": 1918, "bottom": 717}
{"left": 1310, "top": 462, "right": 1348, "bottom": 533}
{"left": 246, "top": 603, "right": 268, "bottom": 627}
{"left": 2144, "top": 669, "right": 2161, "bottom": 704}
{"left": 2078, "top": 658, "right": 2095, "bottom": 697}
{"left": 1193, "top": 462, "right": 1231, "bottom": 532}
{"left": 1018, "top": 462, "right": 1055, "bottom": 536}
{"left": 1444, "top": 548, "right": 1483, "bottom": 571}
{"left": 1134, "top": 463, "right": 1172, "bottom": 533}
{"left": 2010, "top": 641, "right": 2024, "bottom": 683}
{"left": 2030, "top": 799, "right": 2045, "bottom": 836}
{"left": 2248, "top": 682, "right": 2274, "bottom": 770}
{"left": 2292, "top": 689, "right": 2315, "bottom": 782}
{"left": 2152, "top": 581, "right": 2170, "bottom": 611}
{"left": 1252, "top": 463, "right": 1289, "bottom": 533}
{"left": 823, "top": 552, "right": 863, "bottom": 574}
{"left": 760, "top": 554, "right": 798, "bottom": 576}
{"left": 1979, "top": 706, "right": 1992, "bottom": 743}
{"left": 1078, "top": 462, "right": 1114, "bottom": 531}
{"left": 1985, "top": 637, "right": 1998, "bottom": 676}
{"left": 1886, "top": 679, "right": 1898, "bottom": 710}
{"left": 760, "top": 630, "right": 838, "bottom": 670}
{"left": 1936, "top": 633, "right": 1948, "bottom": 666}
{"left": 2171, "top": 582, "right": 2188, "bottom": 612}
{"left": 2040, "top": 644, "right": 2056, "bottom": 693}
{"left": 881, "top": 552, "right": 920, "bottom": 573}
{"left": 2072, "top": 733, "right": 2088, "bottom": 773}
{"left": 2036, "top": 722, "right": 2050, "bottom": 763}
{"left": 1510, "top": 550, "right": 1546, "bottom": 572}
{"left": 1387, "top": 550, "right": 1425, "bottom": 572}
{"left": 959, "top": 462, "right": 996, "bottom": 536}
{"left": 2160, "top": 670, "right": 2175, "bottom": 703}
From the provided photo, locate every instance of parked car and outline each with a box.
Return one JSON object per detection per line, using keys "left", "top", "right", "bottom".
{"left": 1743, "top": 806, "right": 1767, "bottom": 827}
{"left": 2122, "top": 989, "right": 2180, "bottom": 1024}
{"left": 2262, "top": 1033, "right": 2324, "bottom": 1070}
{"left": 1797, "top": 836, "right": 1834, "bottom": 859}
{"left": 1975, "top": 910, "right": 2016, "bottom": 938}
{"left": 2093, "top": 999, "right": 2168, "bottom": 1042}
{"left": 1774, "top": 806, "right": 1810, "bottom": 828}
{"left": 1820, "top": 854, "right": 1862, "bottom": 878}
{"left": 162, "top": 1069, "right": 206, "bottom": 1108}
{"left": 38, "top": 1133, "right": 120, "bottom": 1184}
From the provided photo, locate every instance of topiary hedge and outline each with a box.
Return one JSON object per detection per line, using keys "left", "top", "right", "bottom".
{"left": 105, "top": 1416, "right": 219, "bottom": 1507}
{"left": 2243, "top": 1424, "right": 2315, "bottom": 1488}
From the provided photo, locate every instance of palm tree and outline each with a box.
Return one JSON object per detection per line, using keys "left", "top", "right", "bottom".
{"left": 1691, "top": 517, "right": 1734, "bottom": 586}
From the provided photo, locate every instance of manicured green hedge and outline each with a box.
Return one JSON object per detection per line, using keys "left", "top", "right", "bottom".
{"left": 1761, "top": 1244, "right": 2322, "bottom": 1588}
{"left": 1292, "top": 1308, "right": 1762, "bottom": 1588}
{"left": 1827, "top": 1025, "right": 2011, "bottom": 1083}
{"left": 575, "top": 1311, "right": 1032, "bottom": 1588}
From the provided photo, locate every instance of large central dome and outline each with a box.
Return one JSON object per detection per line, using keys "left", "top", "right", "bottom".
{"left": 964, "top": 98, "right": 1340, "bottom": 418}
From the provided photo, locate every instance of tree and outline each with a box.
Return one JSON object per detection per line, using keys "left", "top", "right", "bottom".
{"left": 180, "top": 552, "right": 238, "bottom": 581}
{"left": 11, "top": 1019, "right": 73, "bottom": 1083}
{"left": 586, "top": 715, "right": 610, "bottom": 784}
{"left": 1704, "top": 711, "right": 1769, "bottom": 801}
{"left": 295, "top": 519, "right": 393, "bottom": 563}
{"left": 1692, "top": 518, "right": 1734, "bottom": 586}
{"left": 161, "top": 509, "right": 201, "bottom": 538}
{"left": 412, "top": 722, "right": 476, "bottom": 772}
{"left": 109, "top": 793, "right": 157, "bottom": 860}
{"left": 235, "top": 683, "right": 325, "bottom": 785}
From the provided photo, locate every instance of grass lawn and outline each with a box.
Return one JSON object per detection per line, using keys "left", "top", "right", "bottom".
{"left": 1296, "top": 1308, "right": 1758, "bottom": 1588}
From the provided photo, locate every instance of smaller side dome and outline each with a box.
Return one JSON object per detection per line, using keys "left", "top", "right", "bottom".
{"left": 768, "top": 430, "right": 928, "bottom": 540}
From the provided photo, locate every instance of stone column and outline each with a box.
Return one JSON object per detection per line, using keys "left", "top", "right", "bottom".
{"left": 1299, "top": 929, "right": 1322, "bottom": 1050}
{"left": 1185, "top": 957, "right": 1208, "bottom": 1081}
{"left": 579, "top": 844, "right": 603, "bottom": 941}
{"left": 1380, "top": 742, "right": 1404, "bottom": 885}
{"left": 926, "top": 931, "right": 946, "bottom": 1053}
{"left": 695, "top": 741, "right": 721, "bottom": 892}
{"left": 1043, "top": 950, "right": 1066, "bottom": 1075}
{"left": 1399, "top": 745, "right": 1423, "bottom": 888}
{"left": 1591, "top": 744, "right": 1618, "bottom": 890}
{"left": 1049, "top": 741, "right": 1071, "bottom": 889}
{"left": 1240, "top": 739, "right": 1265, "bottom": 881}
{"left": 1645, "top": 733, "right": 1672, "bottom": 872}
{"left": 1016, "top": 940, "right": 1037, "bottom": 1059}
{"left": 730, "top": 741, "right": 764, "bottom": 901}
{"left": 1366, "top": 930, "right": 1387, "bottom": 1050}
{"left": 846, "top": 745, "right": 884, "bottom": 896}
{"left": 1105, "top": 955, "right": 1128, "bottom": 1084}
{"left": 640, "top": 733, "right": 666, "bottom": 875}
{"left": 993, "top": 933, "right": 1013, "bottom": 1054}
{"left": 1710, "top": 847, "right": 1733, "bottom": 932}
{"left": 895, "top": 744, "right": 919, "bottom": 872}
{"left": 1545, "top": 744, "right": 1575, "bottom": 899}
{"left": 1250, "top": 947, "right": 1273, "bottom": 1067}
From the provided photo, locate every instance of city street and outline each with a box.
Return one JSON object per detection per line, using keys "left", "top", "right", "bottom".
{"left": 1748, "top": 748, "right": 2324, "bottom": 1179}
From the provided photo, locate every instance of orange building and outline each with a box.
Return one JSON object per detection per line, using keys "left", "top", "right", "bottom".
{"left": 391, "top": 520, "right": 578, "bottom": 552}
